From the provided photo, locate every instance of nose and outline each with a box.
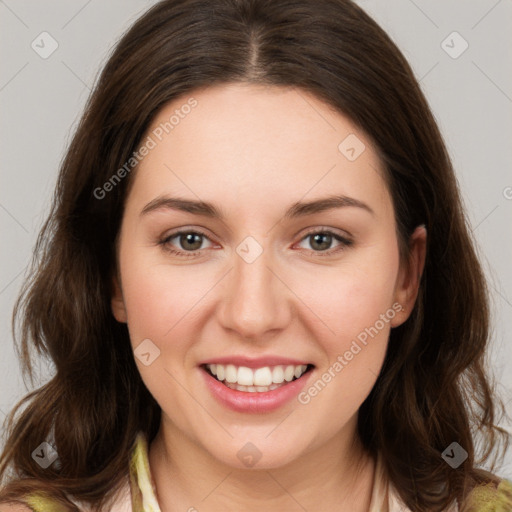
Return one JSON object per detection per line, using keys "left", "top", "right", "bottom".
{"left": 217, "top": 239, "right": 293, "bottom": 341}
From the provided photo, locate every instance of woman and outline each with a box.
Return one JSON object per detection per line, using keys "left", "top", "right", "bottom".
{"left": 0, "top": 0, "right": 510, "bottom": 510}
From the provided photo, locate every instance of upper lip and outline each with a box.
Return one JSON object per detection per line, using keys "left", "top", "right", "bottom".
{"left": 199, "top": 356, "right": 313, "bottom": 369}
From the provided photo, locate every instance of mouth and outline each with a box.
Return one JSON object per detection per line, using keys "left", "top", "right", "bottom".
{"left": 202, "top": 363, "right": 315, "bottom": 393}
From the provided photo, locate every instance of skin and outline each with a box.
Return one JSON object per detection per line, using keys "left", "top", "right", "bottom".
{"left": 111, "top": 82, "right": 426, "bottom": 512}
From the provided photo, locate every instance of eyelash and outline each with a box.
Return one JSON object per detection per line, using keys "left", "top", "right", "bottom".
{"left": 158, "top": 228, "right": 353, "bottom": 258}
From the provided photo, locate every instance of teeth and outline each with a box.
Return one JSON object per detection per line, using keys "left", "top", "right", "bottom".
{"left": 238, "top": 366, "right": 254, "bottom": 386}
{"left": 272, "top": 366, "right": 284, "bottom": 383}
{"left": 224, "top": 381, "right": 282, "bottom": 392}
{"left": 284, "top": 365, "right": 295, "bottom": 382}
{"left": 294, "top": 365, "right": 304, "bottom": 378}
{"left": 225, "top": 364, "right": 237, "bottom": 383}
{"left": 253, "top": 367, "right": 272, "bottom": 386}
{"left": 206, "top": 363, "right": 309, "bottom": 387}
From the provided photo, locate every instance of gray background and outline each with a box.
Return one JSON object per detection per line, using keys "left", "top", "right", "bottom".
{"left": 1, "top": 0, "right": 511, "bottom": 477}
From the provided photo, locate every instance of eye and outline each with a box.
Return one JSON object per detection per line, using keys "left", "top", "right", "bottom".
{"left": 158, "top": 227, "right": 353, "bottom": 258}
{"left": 295, "top": 229, "right": 353, "bottom": 256}
{"left": 159, "top": 230, "right": 214, "bottom": 257}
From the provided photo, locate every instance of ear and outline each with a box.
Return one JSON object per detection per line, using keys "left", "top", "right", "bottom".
{"left": 111, "top": 273, "right": 128, "bottom": 323}
{"left": 390, "top": 225, "right": 427, "bottom": 328}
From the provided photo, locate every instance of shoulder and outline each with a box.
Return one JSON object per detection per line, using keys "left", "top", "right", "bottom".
{"left": 0, "top": 494, "right": 66, "bottom": 512}
{"left": 0, "top": 433, "right": 141, "bottom": 512}
{"left": 1, "top": 491, "right": 84, "bottom": 512}
{"left": 0, "top": 483, "right": 132, "bottom": 512}
{"left": 0, "top": 503, "right": 34, "bottom": 512}
{"left": 462, "top": 477, "right": 512, "bottom": 511}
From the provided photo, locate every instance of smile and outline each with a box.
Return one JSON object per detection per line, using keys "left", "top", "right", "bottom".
{"left": 204, "top": 363, "right": 311, "bottom": 392}
{"left": 200, "top": 360, "right": 315, "bottom": 413}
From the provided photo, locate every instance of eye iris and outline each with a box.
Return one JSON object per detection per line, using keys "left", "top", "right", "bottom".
{"left": 174, "top": 232, "right": 337, "bottom": 252}
{"left": 180, "top": 233, "right": 202, "bottom": 251}
{"left": 311, "top": 233, "right": 332, "bottom": 251}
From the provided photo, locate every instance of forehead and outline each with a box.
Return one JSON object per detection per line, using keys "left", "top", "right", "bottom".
{"left": 128, "top": 83, "right": 391, "bottom": 219}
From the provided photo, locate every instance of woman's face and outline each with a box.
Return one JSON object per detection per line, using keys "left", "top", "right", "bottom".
{"left": 112, "top": 83, "right": 425, "bottom": 469}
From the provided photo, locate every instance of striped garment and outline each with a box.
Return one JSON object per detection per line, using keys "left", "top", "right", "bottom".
{"left": 17, "top": 432, "right": 512, "bottom": 511}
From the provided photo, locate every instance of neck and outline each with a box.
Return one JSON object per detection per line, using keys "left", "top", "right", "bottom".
{"left": 148, "top": 414, "right": 375, "bottom": 512}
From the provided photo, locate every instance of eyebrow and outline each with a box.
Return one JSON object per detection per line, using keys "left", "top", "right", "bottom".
{"left": 140, "top": 194, "right": 375, "bottom": 220}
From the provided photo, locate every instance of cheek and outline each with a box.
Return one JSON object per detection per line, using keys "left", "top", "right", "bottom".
{"left": 120, "top": 230, "right": 400, "bottom": 348}
{"left": 120, "top": 261, "right": 207, "bottom": 344}
{"left": 118, "top": 255, "right": 211, "bottom": 412}
{"left": 294, "top": 239, "right": 400, "bottom": 347}
{"left": 291, "top": 238, "right": 399, "bottom": 420}
{"left": 294, "top": 254, "right": 398, "bottom": 426}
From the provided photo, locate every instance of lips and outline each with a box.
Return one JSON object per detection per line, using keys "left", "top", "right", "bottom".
{"left": 199, "top": 355, "right": 312, "bottom": 368}
{"left": 198, "top": 356, "right": 315, "bottom": 413}
{"left": 204, "top": 363, "right": 310, "bottom": 388}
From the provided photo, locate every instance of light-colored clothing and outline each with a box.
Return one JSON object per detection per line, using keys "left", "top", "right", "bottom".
{"left": 19, "top": 431, "right": 512, "bottom": 511}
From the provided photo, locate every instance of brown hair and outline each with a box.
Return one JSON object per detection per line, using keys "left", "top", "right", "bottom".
{"left": 0, "top": 0, "right": 509, "bottom": 510}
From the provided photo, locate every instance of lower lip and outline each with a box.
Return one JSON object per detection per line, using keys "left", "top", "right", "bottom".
{"left": 201, "top": 366, "right": 314, "bottom": 413}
